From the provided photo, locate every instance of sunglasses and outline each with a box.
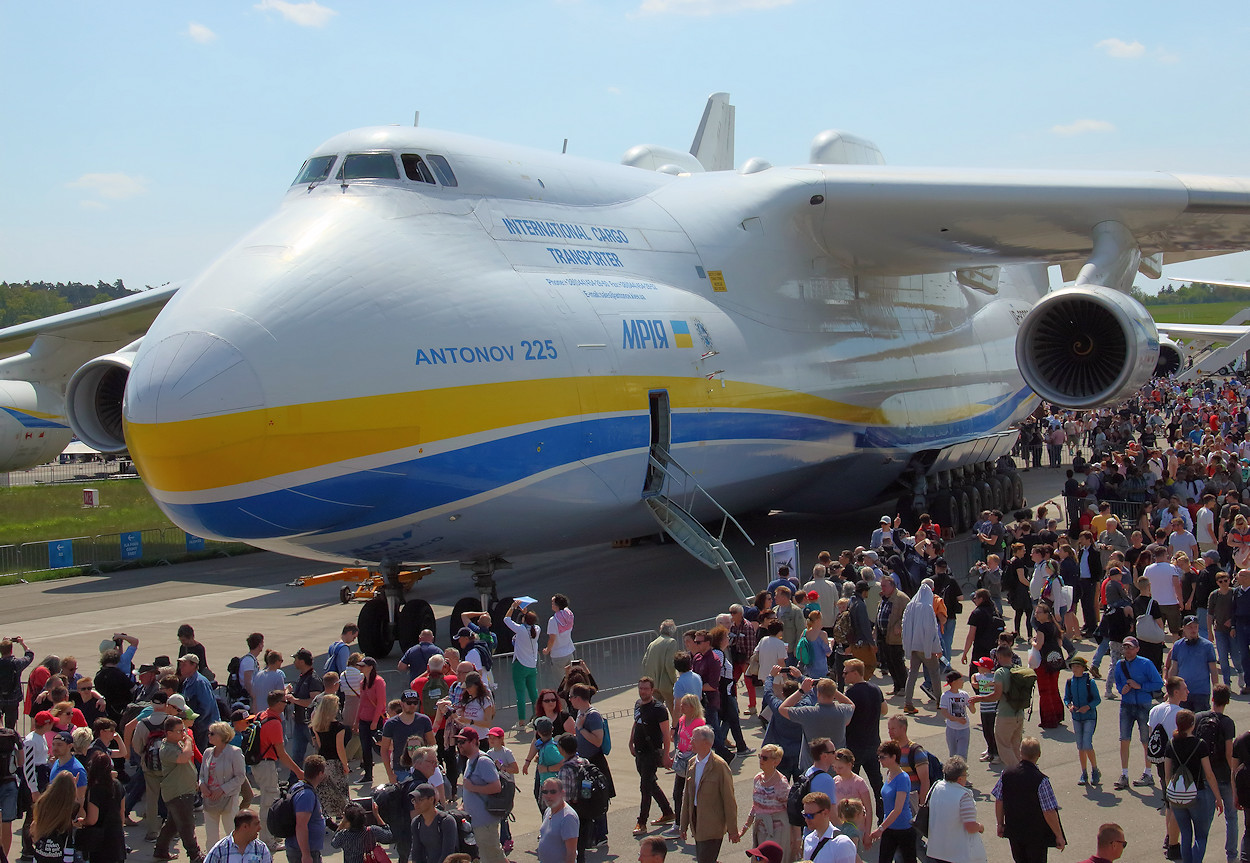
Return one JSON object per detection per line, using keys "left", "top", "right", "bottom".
{"left": 802, "top": 811, "right": 823, "bottom": 820}
{"left": 540, "top": 789, "right": 561, "bottom": 795}
{"left": 1113, "top": 839, "right": 1128, "bottom": 847}
{"left": 403, "top": 700, "right": 420, "bottom": 705}
{"left": 541, "top": 697, "right": 557, "bottom": 702}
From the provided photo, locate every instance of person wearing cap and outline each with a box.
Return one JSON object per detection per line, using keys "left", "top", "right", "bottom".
{"left": 128, "top": 691, "right": 176, "bottom": 839}
{"left": 153, "top": 716, "right": 204, "bottom": 863}
{"left": 744, "top": 839, "right": 782, "bottom": 863}
{"left": 484, "top": 726, "right": 518, "bottom": 851}
{"left": 286, "top": 648, "right": 324, "bottom": 781}
{"left": 380, "top": 689, "right": 435, "bottom": 784}
{"left": 1112, "top": 636, "right": 1165, "bottom": 790}
{"left": 47, "top": 732, "right": 84, "bottom": 805}
{"left": 409, "top": 782, "right": 457, "bottom": 863}
{"left": 537, "top": 776, "right": 579, "bottom": 863}
{"left": 1063, "top": 656, "right": 1102, "bottom": 786}
{"left": 1165, "top": 614, "right": 1219, "bottom": 712}
{"left": 453, "top": 627, "right": 494, "bottom": 691}
{"left": 177, "top": 653, "right": 219, "bottom": 751}
{"left": 255, "top": 690, "right": 305, "bottom": 849}
{"left": 456, "top": 727, "right": 506, "bottom": 863}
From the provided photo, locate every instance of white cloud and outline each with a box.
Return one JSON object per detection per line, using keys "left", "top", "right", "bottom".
{"left": 1051, "top": 119, "right": 1116, "bottom": 136}
{"left": 637, "top": 0, "right": 793, "bottom": 15}
{"left": 79, "top": 200, "right": 107, "bottom": 211}
{"left": 66, "top": 172, "right": 148, "bottom": 200}
{"left": 187, "top": 22, "right": 217, "bottom": 43}
{"left": 254, "top": 0, "right": 337, "bottom": 27}
{"left": 1096, "top": 37, "right": 1145, "bottom": 59}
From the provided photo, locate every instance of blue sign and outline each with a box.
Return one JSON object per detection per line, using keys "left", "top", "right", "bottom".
{"left": 120, "top": 531, "right": 142, "bottom": 561}
{"left": 48, "top": 540, "right": 73, "bottom": 569}
{"left": 185, "top": 533, "right": 205, "bottom": 552}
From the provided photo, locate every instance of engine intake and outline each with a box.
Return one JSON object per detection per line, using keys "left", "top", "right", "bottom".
{"left": 65, "top": 350, "right": 136, "bottom": 452}
{"left": 1015, "top": 286, "right": 1159, "bottom": 409}
{"left": 1155, "top": 337, "right": 1185, "bottom": 377}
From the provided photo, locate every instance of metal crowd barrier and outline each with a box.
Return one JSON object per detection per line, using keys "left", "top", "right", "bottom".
{"left": 0, "top": 527, "right": 244, "bottom": 577}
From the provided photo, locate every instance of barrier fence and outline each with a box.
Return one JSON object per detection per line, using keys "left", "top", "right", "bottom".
{"left": 0, "top": 459, "right": 135, "bottom": 487}
{"left": 0, "top": 527, "right": 242, "bottom": 576}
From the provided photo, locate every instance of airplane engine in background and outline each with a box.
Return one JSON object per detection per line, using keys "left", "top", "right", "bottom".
{"left": 1015, "top": 286, "right": 1159, "bottom": 410}
{"left": 1155, "top": 336, "right": 1186, "bottom": 377}
{"left": 65, "top": 345, "right": 138, "bottom": 453}
{"left": 0, "top": 381, "right": 74, "bottom": 470}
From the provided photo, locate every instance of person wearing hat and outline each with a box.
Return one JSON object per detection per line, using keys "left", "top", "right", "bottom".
{"left": 457, "top": 727, "right": 507, "bottom": 863}
{"left": 1111, "top": 636, "right": 1165, "bottom": 791}
{"left": 1165, "top": 614, "right": 1219, "bottom": 712}
{"left": 745, "top": 839, "right": 783, "bottom": 863}
{"left": 1063, "top": 656, "right": 1102, "bottom": 787}
{"left": 537, "top": 776, "right": 579, "bottom": 863}
{"left": 285, "top": 648, "right": 324, "bottom": 781}
{"left": 177, "top": 653, "right": 219, "bottom": 751}
{"left": 409, "top": 782, "right": 457, "bottom": 863}
{"left": 454, "top": 627, "right": 495, "bottom": 691}
{"left": 47, "top": 731, "right": 85, "bottom": 804}
{"left": 130, "top": 691, "right": 179, "bottom": 839}
{"left": 379, "top": 689, "right": 435, "bottom": 785}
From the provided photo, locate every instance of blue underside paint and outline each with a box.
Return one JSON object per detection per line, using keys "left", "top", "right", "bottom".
{"left": 159, "top": 387, "right": 1033, "bottom": 540}
{"left": 0, "top": 408, "right": 68, "bottom": 429}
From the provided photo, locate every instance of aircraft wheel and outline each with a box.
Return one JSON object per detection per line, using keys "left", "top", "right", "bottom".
{"left": 931, "top": 493, "right": 957, "bottom": 538}
{"left": 997, "top": 474, "right": 1013, "bottom": 511}
{"left": 955, "top": 488, "right": 973, "bottom": 534}
{"left": 449, "top": 596, "right": 483, "bottom": 643}
{"left": 397, "top": 599, "right": 436, "bottom": 651}
{"left": 339, "top": 586, "right": 353, "bottom": 605}
{"left": 978, "top": 480, "right": 994, "bottom": 513}
{"left": 1011, "top": 473, "right": 1025, "bottom": 509}
{"left": 357, "top": 597, "right": 394, "bottom": 659}
{"left": 491, "top": 597, "right": 516, "bottom": 653}
{"left": 967, "top": 485, "right": 983, "bottom": 523}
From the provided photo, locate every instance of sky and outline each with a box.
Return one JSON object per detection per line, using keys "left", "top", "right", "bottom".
{"left": 4, "top": 1, "right": 1250, "bottom": 293}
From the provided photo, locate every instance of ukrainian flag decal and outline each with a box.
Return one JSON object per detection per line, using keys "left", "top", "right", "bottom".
{"left": 670, "top": 320, "right": 693, "bottom": 349}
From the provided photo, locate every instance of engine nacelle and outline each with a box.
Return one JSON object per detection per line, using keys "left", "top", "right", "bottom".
{"left": 1155, "top": 337, "right": 1186, "bottom": 377}
{"left": 1015, "top": 286, "right": 1159, "bottom": 409}
{"left": 0, "top": 381, "right": 74, "bottom": 470}
{"left": 65, "top": 349, "right": 136, "bottom": 453}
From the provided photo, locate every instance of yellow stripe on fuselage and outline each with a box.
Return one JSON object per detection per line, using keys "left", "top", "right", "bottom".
{"left": 124, "top": 375, "right": 985, "bottom": 495}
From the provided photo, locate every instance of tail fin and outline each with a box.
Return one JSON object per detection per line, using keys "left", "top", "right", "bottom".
{"left": 689, "top": 92, "right": 735, "bottom": 171}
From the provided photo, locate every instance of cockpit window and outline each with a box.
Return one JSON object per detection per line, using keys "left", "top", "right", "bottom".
{"left": 293, "top": 155, "right": 336, "bottom": 185}
{"left": 337, "top": 153, "right": 401, "bottom": 181}
{"left": 401, "top": 154, "right": 435, "bottom": 185}
{"left": 427, "top": 154, "right": 458, "bottom": 187}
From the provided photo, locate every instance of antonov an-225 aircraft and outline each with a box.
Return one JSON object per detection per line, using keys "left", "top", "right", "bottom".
{"left": 4, "top": 93, "right": 1250, "bottom": 656}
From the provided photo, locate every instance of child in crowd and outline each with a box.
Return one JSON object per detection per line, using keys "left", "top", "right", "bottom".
{"left": 330, "top": 802, "right": 393, "bottom": 863}
{"left": 803, "top": 590, "right": 822, "bottom": 618}
{"left": 939, "top": 669, "right": 972, "bottom": 760}
{"left": 971, "top": 657, "right": 999, "bottom": 764}
{"left": 486, "top": 727, "right": 518, "bottom": 852}
{"left": 1062, "top": 656, "right": 1101, "bottom": 786}
{"left": 980, "top": 554, "right": 1004, "bottom": 615}
{"left": 837, "top": 798, "right": 867, "bottom": 859}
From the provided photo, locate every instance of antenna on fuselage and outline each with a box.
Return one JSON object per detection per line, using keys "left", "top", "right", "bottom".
{"left": 413, "top": 111, "right": 420, "bottom": 127}
{"left": 562, "top": 138, "right": 568, "bottom": 154}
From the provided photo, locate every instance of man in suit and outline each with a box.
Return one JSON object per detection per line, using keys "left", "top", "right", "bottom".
{"left": 678, "top": 725, "right": 739, "bottom": 863}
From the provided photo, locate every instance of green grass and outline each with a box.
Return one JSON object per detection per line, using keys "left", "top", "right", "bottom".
{"left": 0, "top": 478, "right": 175, "bottom": 546}
{"left": 1145, "top": 301, "right": 1250, "bottom": 325}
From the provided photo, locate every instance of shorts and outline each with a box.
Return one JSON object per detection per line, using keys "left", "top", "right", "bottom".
{"left": 1073, "top": 717, "right": 1096, "bottom": 750}
{"left": 1119, "top": 702, "right": 1151, "bottom": 743}
{"left": 0, "top": 779, "right": 17, "bottom": 822}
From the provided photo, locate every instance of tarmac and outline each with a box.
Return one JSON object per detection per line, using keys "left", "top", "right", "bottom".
{"left": 3, "top": 461, "right": 1240, "bottom": 862}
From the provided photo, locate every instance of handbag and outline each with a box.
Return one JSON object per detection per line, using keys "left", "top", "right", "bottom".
{"left": 1027, "top": 647, "right": 1042, "bottom": 669}
{"left": 673, "top": 749, "right": 694, "bottom": 778}
{"left": 1136, "top": 600, "right": 1167, "bottom": 643}
{"left": 914, "top": 785, "right": 933, "bottom": 837}
{"left": 746, "top": 648, "right": 760, "bottom": 679}
{"left": 366, "top": 826, "right": 393, "bottom": 863}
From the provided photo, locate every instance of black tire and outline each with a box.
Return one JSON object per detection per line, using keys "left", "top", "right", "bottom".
{"left": 1011, "top": 473, "right": 1025, "bottom": 509}
{"left": 491, "top": 597, "right": 516, "bottom": 653}
{"left": 955, "top": 488, "right": 973, "bottom": 534}
{"left": 931, "top": 493, "right": 957, "bottom": 538}
{"left": 996, "top": 475, "right": 1013, "bottom": 512}
{"left": 357, "top": 597, "right": 393, "bottom": 659}
{"left": 449, "top": 596, "right": 482, "bottom": 643}
{"left": 978, "top": 480, "right": 993, "bottom": 514}
{"left": 397, "top": 599, "right": 436, "bottom": 651}
{"left": 967, "top": 485, "right": 983, "bottom": 524}
{"left": 339, "top": 586, "right": 352, "bottom": 605}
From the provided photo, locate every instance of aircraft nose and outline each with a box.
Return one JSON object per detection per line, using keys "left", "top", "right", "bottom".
{"left": 126, "top": 330, "right": 266, "bottom": 426}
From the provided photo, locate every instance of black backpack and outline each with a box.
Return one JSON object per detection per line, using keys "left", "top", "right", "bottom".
{"left": 470, "top": 643, "right": 493, "bottom": 673}
{"left": 1194, "top": 712, "right": 1228, "bottom": 769}
{"left": 267, "top": 781, "right": 308, "bottom": 839}
{"left": 372, "top": 778, "right": 417, "bottom": 829}
{"left": 0, "top": 660, "right": 20, "bottom": 701}
{"left": 568, "top": 757, "right": 609, "bottom": 815}
{"left": 786, "top": 767, "right": 824, "bottom": 827}
{"left": 225, "top": 657, "right": 249, "bottom": 706}
{"left": 442, "top": 808, "right": 480, "bottom": 860}
{"left": 0, "top": 728, "right": 19, "bottom": 780}
{"left": 470, "top": 756, "right": 515, "bottom": 818}
{"left": 241, "top": 715, "right": 278, "bottom": 766}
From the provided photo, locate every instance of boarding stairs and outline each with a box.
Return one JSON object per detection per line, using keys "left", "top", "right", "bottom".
{"left": 1175, "top": 309, "right": 1250, "bottom": 382}
{"left": 641, "top": 448, "right": 756, "bottom": 602}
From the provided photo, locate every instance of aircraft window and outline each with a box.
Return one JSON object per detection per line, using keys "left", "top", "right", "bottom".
{"left": 337, "top": 153, "right": 401, "bottom": 181}
{"left": 293, "top": 155, "right": 335, "bottom": 185}
{"left": 401, "top": 154, "right": 435, "bottom": 184}
{"left": 427, "top": 154, "right": 458, "bottom": 187}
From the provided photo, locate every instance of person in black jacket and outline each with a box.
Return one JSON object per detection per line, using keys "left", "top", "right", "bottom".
{"left": 991, "top": 737, "right": 1066, "bottom": 862}
{"left": 0, "top": 638, "right": 33, "bottom": 729}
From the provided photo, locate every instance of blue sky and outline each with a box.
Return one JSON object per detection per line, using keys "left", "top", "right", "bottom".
{"left": 4, "top": 1, "right": 1249, "bottom": 293}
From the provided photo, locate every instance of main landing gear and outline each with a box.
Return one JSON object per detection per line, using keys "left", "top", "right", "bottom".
{"left": 925, "top": 463, "right": 1024, "bottom": 536}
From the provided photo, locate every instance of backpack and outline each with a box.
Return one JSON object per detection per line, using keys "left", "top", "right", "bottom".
{"left": 140, "top": 719, "right": 167, "bottom": 773}
{"left": 832, "top": 611, "right": 853, "bottom": 646}
{"left": 225, "top": 657, "right": 249, "bottom": 706}
{"left": 0, "top": 728, "right": 19, "bottom": 781}
{"left": 418, "top": 675, "right": 450, "bottom": 718}
{"left": 470, "top": 756, "right": 516, "bottom": 818}
{"left": 241, "top": 715, "right": 278, "bottom": 766}
{"left": 324, "top": 642, "right": 348, "bottom": 674}
{"left": 443, "top": 808, "right": 479, "bottom": 859}
{"left": 1003, "top": 668, "right": 1037, "bottom": 713}
{"left": 371, "top": 778, "right": 417, "bottom": 829}
{"left": 786, "top": 767, "right": 823, "bottom": 827}
{"left": 0, "top": 660, "right": 20, "bottom": 701}
{"left": 1194, "top": 712, "right": 1227, "bottom": 770}
{"left": 796, "top": 636, "right": 812, "bottom": 668}
{"left": 1147, "top": 722, "right": 1170, "bottom": 765}
{"left": 568, "top": 758, "right": 609, "bottom": 814}
{"left": 266, "top": 780, "right": 308, "bottom": 839}
{"left": 470, "top": 643, "right": 493, "bottom": 673}
{"left": 906, "top": 744, "right": 943, "bottom": 788}
{"left": 1166, "top": 741, "right": 1199, "bottom": 808}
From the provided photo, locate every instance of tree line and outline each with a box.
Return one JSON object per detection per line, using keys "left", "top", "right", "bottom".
{"left": 0, "top": 280, "right": 135, "bottom": 327}
{"left": 1133, "top": 281, "right": 1243, "bottom": 306}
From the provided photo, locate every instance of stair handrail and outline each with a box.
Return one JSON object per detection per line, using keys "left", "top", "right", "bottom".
{"left": 645, "top": 449, "right": 755, "bottom": 547}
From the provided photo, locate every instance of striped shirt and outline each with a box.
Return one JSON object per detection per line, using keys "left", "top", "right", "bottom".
{"left": 203, "top": 835, "right": 272, "bottom": 863}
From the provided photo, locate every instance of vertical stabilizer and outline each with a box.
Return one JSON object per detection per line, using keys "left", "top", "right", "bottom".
{"left": 690, "top": 92, "right": 735, "bottom": 172}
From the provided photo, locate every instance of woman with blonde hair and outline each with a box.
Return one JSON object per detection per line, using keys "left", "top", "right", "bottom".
{"left": 741, "top": 744, "right": 789, "bottom": 859}
{"left": 1229, "top": 513, "right": 1250, "bottom": 569}
{"left": 667, "top": 693, "right": 705, "bottom": 835}
{"left": 198, "top": 721, "right": 246, "bottom": 844}
{"left": 29, "top": 771, "right": 78, "bottom": 863}
{"left": 311, "top": 694, "right": 350, "bottom": 823}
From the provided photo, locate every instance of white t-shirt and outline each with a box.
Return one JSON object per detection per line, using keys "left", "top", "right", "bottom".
{"left": 756, "top": 636, "right": 789, "bottom": 675}
{"left": 547, "top": 617, "right": 575, "bottom": 659}
{"left": 939, "top": 689, "right": 970, "bottom": 730}
{"left": 1197, "top": 507, "right": 1216, "bottom": 545}
{"left": 1144, "top": 561, "right": 1181, "bottom": 606}
{"left": 1149, "top": 701, "right": 1182, "bottom": 738}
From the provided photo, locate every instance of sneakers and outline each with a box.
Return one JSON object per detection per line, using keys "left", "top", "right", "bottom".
{"left": 1077, "top": 772, "right": 1088, "bottom": 786}
{"left": 920, "top": 682, "right": 935, "bottom": 702}
{"left": 633, "top": 823, "right": 647, "bottom": 836}
{"left": 989, "top": 756, "right": 1002, "bottom": 765}
{"left": 903, "top": 703, "right": 919, "bottom": 715}
{"left": 1091, "top": 767, "right": 1102, "bottom": 786}
{"left": 737, "top": 747, "right": 755, "bottom": 757}
{"left": 1104, "top": 689, "right": 1117, "bottom": 700}
{"left": 978, "top": 753, "right": 992, "bottom": 762}
{"left": 1114, "top": 774, "right": 1130, "bottom": 790}
{"left": 660, "top": 827, "right": 681, "bottom": 839}
{"left": 1133, "top": 772, "right": 1155, "bottom": 787}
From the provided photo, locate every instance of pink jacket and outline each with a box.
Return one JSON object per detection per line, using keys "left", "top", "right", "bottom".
{"left": 357, "top": 675, "right": 387, "bottom": 723}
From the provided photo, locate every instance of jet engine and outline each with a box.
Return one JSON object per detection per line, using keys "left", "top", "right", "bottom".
{"left": 65, "top": 345, "right": 138, "bottom": 453}
{"left": 1015, "top": 286, "right": 1159, "bottom": 409}
{"left": 1154, "top": 337, "right": 1186, "bottom": 377}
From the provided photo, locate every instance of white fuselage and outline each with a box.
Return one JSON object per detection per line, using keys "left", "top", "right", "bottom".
{"left": 121, "top": 126, "right": 1039, "bottom": 566}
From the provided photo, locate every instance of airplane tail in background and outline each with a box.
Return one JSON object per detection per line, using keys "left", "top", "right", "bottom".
{"left": 690, "top": 92, "right": 735, "bottom": 171}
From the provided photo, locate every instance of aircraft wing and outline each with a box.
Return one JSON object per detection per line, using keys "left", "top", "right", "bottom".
{"left": 803, "top": 167, "right": 1250, "bottom": 277}
{"left": 1167, "top": 276, "right": 1250, "bottom": 291}
{"left": 0, "top": 283, "right": 178, "bottom": 385}
{"left": 1156, "top": 323, "right": 1250, "bottom": 343}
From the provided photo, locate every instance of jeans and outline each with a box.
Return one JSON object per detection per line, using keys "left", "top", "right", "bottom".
{"left": 946, "top": 725, "right": 969, "bottom": 760}
{"left": 1175, "top": 785, "right": 1215, "bottom": 863}
{"left": 1215, "top": 628, "right": 1241, "bottom": 685}
{"left": 154, "top": 792, "right": 201, "bottom": 859}
{"left": 1196, "top": 608, "right": 1209, "bottom": 638}
{"left": 288, "top": 719, "right": 311, "bottom": 780}
{"left": 1218, "top": 780, "right": 1238, "bottom": 861}
{"left": 940, "top": 619, "right": 956, "bottom": 664}
{"left": 285, "top": 849, "right": 320, "bottom": 863}
{"left": 635, "top": 751, "right": 673, "bottom": 824}
{"left": 511, "top": 662, "right": 538, "bottom": 722}
{"left": 1182, "top": 693, "right": 1212, "bottom": 713}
